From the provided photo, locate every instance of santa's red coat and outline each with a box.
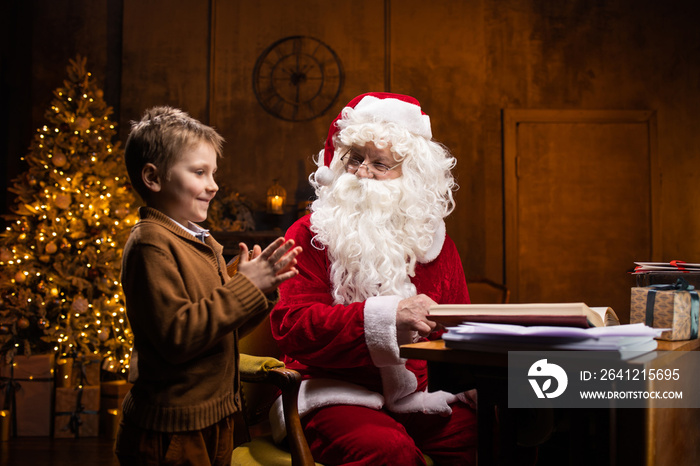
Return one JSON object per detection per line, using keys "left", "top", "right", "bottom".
{"left": 268, "top": 215, "right": 470, "bottom": 438}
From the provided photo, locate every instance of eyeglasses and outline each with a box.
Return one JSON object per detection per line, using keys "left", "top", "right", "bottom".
{"left": 340, "top": 150, "right": 402, "bottom": 176}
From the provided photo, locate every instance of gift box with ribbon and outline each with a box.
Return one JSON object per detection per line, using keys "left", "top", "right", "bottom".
{"left": 631, "top": 278, "right": 700, "bottom": 341}
{"left": 53, "top": 385, "right": 100, "bottom": 438}
{"left": 0, "top": 354, "right": 55, "bottom": 437}
{"left": 68, "top": 355, "right": 102, "bottom": 387}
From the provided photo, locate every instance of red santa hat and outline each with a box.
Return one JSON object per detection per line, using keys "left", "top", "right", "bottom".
{"left": 315, "top": 92, "right": 432, "bottom": 186}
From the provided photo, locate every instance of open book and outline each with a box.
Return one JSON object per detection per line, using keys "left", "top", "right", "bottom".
{"left": 428, "top": 303, "right": 620, "bottom": 329}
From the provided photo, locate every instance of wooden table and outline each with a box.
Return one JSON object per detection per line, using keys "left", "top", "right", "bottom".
{"left": 401, "top": 339, "right": 700, "bottom": 465}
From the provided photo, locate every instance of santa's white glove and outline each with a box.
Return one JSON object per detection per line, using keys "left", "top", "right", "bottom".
{"left": 387, "top": 389, "right": 457, "bottom": 415}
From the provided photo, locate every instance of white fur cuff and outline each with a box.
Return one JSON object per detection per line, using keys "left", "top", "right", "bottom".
{"left": 363, "top": 295, "right": 403, "bottom": 367}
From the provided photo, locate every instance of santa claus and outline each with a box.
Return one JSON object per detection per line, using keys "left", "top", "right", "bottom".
{"left": 270, "top": 92, "right": 477, "bottom": 465}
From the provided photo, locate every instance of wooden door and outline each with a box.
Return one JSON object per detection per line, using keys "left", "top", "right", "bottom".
{"left": 503, "top": 110, "right": 659, "bottom": 322}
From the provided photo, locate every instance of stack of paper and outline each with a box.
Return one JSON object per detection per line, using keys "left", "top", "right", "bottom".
{"left": 443, "top": 322, "right": 667, "bottom": 354}
{"left": 632, "top": 260, "right": 700, "bottom": 274}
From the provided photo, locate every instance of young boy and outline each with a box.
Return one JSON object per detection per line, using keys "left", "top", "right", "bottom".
{"left": 116, "top": 106, "right": 301, "bottom": 465}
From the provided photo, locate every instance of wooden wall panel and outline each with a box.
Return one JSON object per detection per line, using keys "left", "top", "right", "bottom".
{"left": 120, "top": 0, "right": 211, "bottom": 135}
{"left": 391, "top": 0, "right": 497, "bottom": 282}
{"left": 504, "top": 109, "right": 658, "bottom": 320}
{"left": 210, "top": 0, "right": 386, "bottom": 211}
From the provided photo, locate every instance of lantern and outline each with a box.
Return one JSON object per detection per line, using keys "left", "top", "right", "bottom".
{"left": 267, "top": 180, "right": 286, "bottom": 215}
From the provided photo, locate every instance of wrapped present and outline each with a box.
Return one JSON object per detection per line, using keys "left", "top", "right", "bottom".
{"left": 54, "top": 385, "right": 100, "bottom": 438}
{"left": 631, "top": 278, "right": 700, "bottom": 341}
{"left": 68, "top": 355, "right": 102, "bottom": 387}
{"left": 0, "top": 353, "right": 54, "bottom": 437}
{"left": 100, "top": 380, "right": 132, "bottom": 438}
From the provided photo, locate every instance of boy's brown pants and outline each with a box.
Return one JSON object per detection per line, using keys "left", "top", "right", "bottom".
{"left": 115, "top": 414, "right": 235, "bottom": 466}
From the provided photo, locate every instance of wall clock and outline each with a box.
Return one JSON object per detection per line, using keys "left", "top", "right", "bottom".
{"left": 253, "top": 36, "right": 344, "bottom": 122}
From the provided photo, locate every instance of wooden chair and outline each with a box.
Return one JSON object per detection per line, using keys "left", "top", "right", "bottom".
{"left": 467, "top": 277, "right": 511, "bottom": 304}
{"left": 232, "top": 353, "right": 318, "bottom": 466}
{"left": 228, "top": 259, "right": 319, "bottom": 466}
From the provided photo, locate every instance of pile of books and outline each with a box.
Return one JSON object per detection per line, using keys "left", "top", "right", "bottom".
{"left": 429, "top": 303, "right": 666, "bottom": 355}
{"left": 632, "top": 260, "right": 700, "bottom": 274}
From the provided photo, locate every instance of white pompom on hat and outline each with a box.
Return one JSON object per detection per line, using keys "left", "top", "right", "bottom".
{"left": 314, "top": 165, "right": 335, "bottom": 187}
{"left": 314, "top": 92, "right": 432, "bottom": 186}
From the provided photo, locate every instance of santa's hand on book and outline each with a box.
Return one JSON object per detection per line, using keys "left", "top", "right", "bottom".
{"left": 397, "top": 294, "right": 438, "bottom": 337}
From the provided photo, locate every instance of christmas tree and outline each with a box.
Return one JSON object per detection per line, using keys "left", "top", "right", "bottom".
{"left": 0, "top": 56, "right": 138, "bottom": 377}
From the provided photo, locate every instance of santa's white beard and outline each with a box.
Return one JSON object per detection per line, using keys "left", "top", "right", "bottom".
{"left": 310, "top": 173, "right": 440, "bottom": 305}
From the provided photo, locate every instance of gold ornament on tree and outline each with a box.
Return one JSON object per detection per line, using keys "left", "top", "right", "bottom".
{"left": 98, "top": 328, "right": 110, "bottom": 342}
{"left": 71, "top": 297, "right": 89, "bottom": 314}
{"left": 45, "top": 241, "right": 58, "bottom": 254}
{"left": 54, "top": 193, "right": 72, "bottom": 210}
{"left": 74, "top": 117, "right": 90, "bottom": 132}
{"left": 52, "top": 151, "right": 67, "bottom": 167}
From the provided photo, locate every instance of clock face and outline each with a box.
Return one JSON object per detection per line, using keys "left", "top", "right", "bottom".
{"left": 253, "top": 36, "right": 344, "bottom": 122}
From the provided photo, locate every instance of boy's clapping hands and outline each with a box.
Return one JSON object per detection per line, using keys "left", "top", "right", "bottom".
{"left": 236, "top": 238, "right": 302, "bottom": 294}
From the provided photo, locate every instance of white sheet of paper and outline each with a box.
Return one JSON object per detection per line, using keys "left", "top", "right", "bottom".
{"left": 447, "top": 322, "right": 667, "bottom": 339}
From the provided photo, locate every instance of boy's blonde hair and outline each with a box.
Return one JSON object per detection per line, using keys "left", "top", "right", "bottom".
{"left": 124, "top": 106, "right": 224, "bottom": 200}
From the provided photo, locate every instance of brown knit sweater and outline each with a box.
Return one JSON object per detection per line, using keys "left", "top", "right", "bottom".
{"left": 120, "top": 206, "right": 273, "bottom": 432}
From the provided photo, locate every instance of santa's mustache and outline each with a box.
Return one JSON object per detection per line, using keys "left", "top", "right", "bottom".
{"left": 331, "top": 173, "right": 404, "bottom": 209}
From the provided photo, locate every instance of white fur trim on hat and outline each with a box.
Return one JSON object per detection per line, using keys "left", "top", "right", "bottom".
{"left": 354, "top": 95, "right": 432, "bottom": 140}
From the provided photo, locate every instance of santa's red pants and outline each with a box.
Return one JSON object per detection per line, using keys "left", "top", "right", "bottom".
{"left": 301, "top": 401, "right": 477, "bottom": 465}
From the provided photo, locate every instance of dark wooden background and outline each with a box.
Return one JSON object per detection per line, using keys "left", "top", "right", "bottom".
{"left": 2, "top": 0, "right": 700, "bottom": 317}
